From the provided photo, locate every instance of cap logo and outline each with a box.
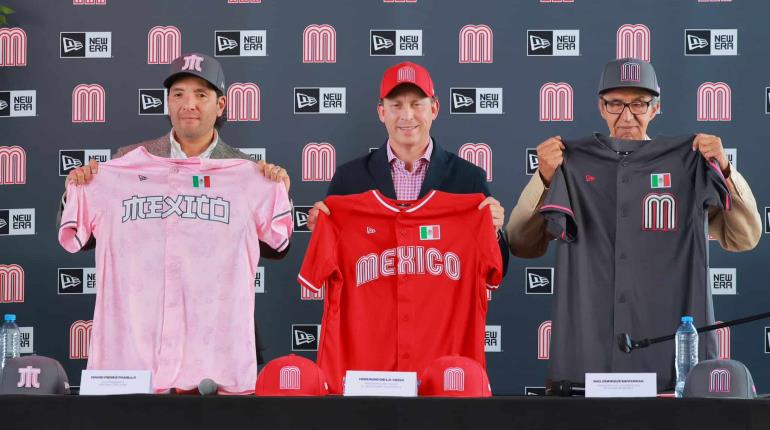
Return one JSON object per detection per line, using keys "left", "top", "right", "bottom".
{"left": 397, "top": 66, "right": 416, "bottom": 83}
{"left": 181, "top": 54, "right": 204, "bottom": 72}
{"left": 620, "top": 61, "right": 641, "bottom": 82}
{"left": 279, "top": 365, "right": 301, "bottom": 390}
{"left": 443, "top": 367, "right": 465, "bottom": 392}
{"left": 709, "top": 368, "right": 731, "bottom": 393}
{"left": 17, "top": 366, "right": 41, "bottom": 389}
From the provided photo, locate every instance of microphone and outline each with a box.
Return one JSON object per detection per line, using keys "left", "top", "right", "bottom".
{"left": 198, "top": 378, "right": 219, "bottom": 396}
{"left": 546, "top": 380, "right": 585, "bottom": 397}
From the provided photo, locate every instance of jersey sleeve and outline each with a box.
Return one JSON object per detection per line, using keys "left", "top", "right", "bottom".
{"left": 297, "top": 211, "right": 340, "bottom": 293}
{"left": 58, "top": 182, "right": 97, "bottom": 253}
{"left": 478, "top": 206, "right": 503, "bottom": 289}
{"left": 700, "top": 159, "right": 732, "bottom": 211}
{"left": 538, "top": 166, "right": 577, "bottom": 242}
{"left": 253, "top": 182, "right": 294, "bottom": 253}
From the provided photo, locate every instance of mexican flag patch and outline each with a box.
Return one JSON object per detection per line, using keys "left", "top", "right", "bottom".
{"left": 192, "top": 175, "right": 210, "bottom": 188}
{"left": 419, "top": 225, "right": 440, "bottom": 240}
{"left": 650, "top": 173, "right": 671, "bottom": 189}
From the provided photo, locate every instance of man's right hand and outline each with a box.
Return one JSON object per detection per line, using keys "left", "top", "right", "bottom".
{"left": 307, "top": 201, "right": 330, "bottom": 231}
{"left": 67, "top": 159, "right": 99, "bottom": 186}
{"left": 536, "top": 136, "right": 565, "bottom": 187}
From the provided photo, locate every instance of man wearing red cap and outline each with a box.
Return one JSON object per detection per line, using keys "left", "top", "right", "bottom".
{"left": 307, "top": 62, "right": 509, "bottom": 273}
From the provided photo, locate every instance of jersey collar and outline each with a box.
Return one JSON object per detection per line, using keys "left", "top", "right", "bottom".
{"left": 371, "top": 189, "right": 438, "bottom": 213}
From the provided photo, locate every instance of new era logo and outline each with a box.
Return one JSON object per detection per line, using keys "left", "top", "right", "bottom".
{"left": 372, "top": 34, "right": 394, "bottom": 51}
{"left": 526, "top": 267, "right": 553, "bottom": 294}
{"left": 58, "top": 268, "right": 96, "bottom": 295}
{"left": 296, "top": 92, "right": 318, "bottom": 109}
{"left": 61, "top": 156, "right": 82, "bottom": 171}
{"left": 293, "top": 206, "right": 312, "bottom": 232}
{"left": 0, "top": 100, "right": 7, "bottom": 111}
{"left": 764, "top": 207, "right": 770, "bottom": 234}
{"left": 62, "top": 37, "right": 84, "bottom": 53}
{"left": 685, "top": 29, "right": 737, "bottom": 56}
{"left": 529, "top": 34, "right": 551, "bottom": 51}
{"left": 526, "top": 148, "right": 539, "bottom": 175}
{"left": 59, "top": 150, "right": 110, "bottom": 176}
{"left": 527, "top": 30, "right": 579, "bottom": 56}
{"left": 453, "top": 93, "right": 474, "bottom": 109}
{"left": 217, "top": 35, "right": 238, "bottom": 51}
{"left": 141, "top": 94, "right": 162, "bottom": 110}
{"left": 291, "top": 324, "right": 320, "bottom": 351}
{"left": 765, "top": 327, "right": 770, "bottom": 354}
{"left": 138, "top": 89, "right": 167, "bottom": 115}
{"left": 294, "top": 88, "right": 345, "bottom": 114}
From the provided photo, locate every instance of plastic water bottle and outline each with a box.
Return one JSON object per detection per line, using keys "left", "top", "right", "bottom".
{"left": 674, "top": 315, "right": 698, "bottom": 398}
{"left": 0, "top": 314, "right": 21, "bottom": 375}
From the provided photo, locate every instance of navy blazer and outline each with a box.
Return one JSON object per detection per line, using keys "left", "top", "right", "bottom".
{"left": 326, "top": 139, "right": 510, "bottom": 277}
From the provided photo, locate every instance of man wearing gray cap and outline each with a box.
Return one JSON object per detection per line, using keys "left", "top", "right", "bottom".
{"left": 506, "top": 58, "right": 762, "bottom": 391}
{"left": 59, "top": 52, "right": 291, "bottom": 364}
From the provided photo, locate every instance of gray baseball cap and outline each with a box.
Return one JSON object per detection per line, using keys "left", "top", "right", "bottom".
{"left": 683, "top": 359, "right": 757, "bottom": 399}
{"left": 0, "top": 355, "right": 70, "bottom": 395}
{"left": 163, "top": 52, "right": 226, "bottom": 94}
{"left": 598, "top": 58, "right": 660, "bottom": 97}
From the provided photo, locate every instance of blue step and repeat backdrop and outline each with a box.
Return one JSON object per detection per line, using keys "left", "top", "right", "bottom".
{"left": 1, "top": 0, "right": 769, "bottom": 395}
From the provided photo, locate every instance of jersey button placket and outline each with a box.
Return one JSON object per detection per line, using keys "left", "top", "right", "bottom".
{"left": 395, "top": 216, "right": 413, "bottom": 370}
{"left": 159, "top": 167, "right": 185, "bottom": 385}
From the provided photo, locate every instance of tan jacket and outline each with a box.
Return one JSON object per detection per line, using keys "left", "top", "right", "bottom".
{"left": 506, "top": 165, "right": 762, "bottom": 258}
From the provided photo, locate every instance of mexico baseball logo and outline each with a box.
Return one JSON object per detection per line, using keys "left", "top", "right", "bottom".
{"left": 539, "top": 82, "right": 573, "bottom": 121}
{"left": 16, "top": 365, "right": 41, "bottom": 389}
{"left": 227, "top": 83, "right": 261, "bottom": 121}
{"left": 72, "top": 84, "right": 106, "bottom": 123}
{"left": 616, "top": 24, "right": 651, "bottom": 62}
{"left": 69, "top": 320, "right": 93, "bottom": 359}
{"left": 355, "top": 247, "right": 461, "bottom": 287}
{"left": 697, "top": 82, "right": 731, "bottom": 121}
{"left": 0, "top": 264, "right": 24, "bottom": 303}
{"left": 303, "top": 24, "right": 336, "bottom": 63}
{"left": 121, "top": 195, "right": 231, "bottom": 224}
{"left": 538, "top": 321, "right": 552, "bottom": 360}
{"left": 620, "top": 61, "right": 640, "bottom": 82}
{"left": 147, "top": 26, "right": 181, "bottom": 65}
{"left": 642, "top": 193, "right": 678, "bottom": 231}
{"left": 459, "top": 143, "right": 493, "bottom": 181}
{"left": 443, "top": 367, "right": 465, "bottom": 392}
{"left": 708, "top": 368, "right": 731, "bottom": 393}
{"left": 0, "top": 146, "right": 26, "bottom": 184}
{"left": 459, "top": 25, "right": 493, "bottom": 63}
{"left": 302, "top": 142, "right": 336, "bottom": 182}
{"left": 715, "top": 323, "right": 731, "bottom": 359}
{"left": 301, "top": 282, "right": 324, "bottom": 300}
{"left": 279, "top": 366, "right": 301, "bottom": 390}
{"left": 0, "top": 27, "right": 27, "bottom": 67}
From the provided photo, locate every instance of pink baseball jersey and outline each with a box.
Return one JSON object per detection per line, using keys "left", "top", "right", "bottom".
{"left": 298, "top": 190, "right": 502, "bottom": 394}
{"left": 58, "top": 147, "right": 293, "bottom": 394}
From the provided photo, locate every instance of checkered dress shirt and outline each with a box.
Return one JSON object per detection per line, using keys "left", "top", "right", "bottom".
{"left": 387, "top": 140, "right": 433, "bottom": 201}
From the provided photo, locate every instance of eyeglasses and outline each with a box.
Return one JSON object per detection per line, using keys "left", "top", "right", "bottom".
{"left": 600, "top": 97, "right": 653, "bottom": 115}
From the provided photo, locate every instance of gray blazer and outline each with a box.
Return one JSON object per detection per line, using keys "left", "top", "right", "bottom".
{"left": 115, "top": 133, "right": 252, "bottom": 160}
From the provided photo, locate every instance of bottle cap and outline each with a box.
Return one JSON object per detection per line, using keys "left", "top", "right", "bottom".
{"left": 3, "top": 314, "right": 16, "bottom": 322}
{"left": 681, "top": 316, "right": 693, "bottom": 323}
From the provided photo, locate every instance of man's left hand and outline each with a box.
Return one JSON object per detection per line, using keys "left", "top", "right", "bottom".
{"left": 258, "top": 160, "right": 291, "bottom": 193}
{"left": 693, "top": 133, "right": 730, "bottom": 175}
{"left": 478, "top": 196, "right": 504, "bottom": 230}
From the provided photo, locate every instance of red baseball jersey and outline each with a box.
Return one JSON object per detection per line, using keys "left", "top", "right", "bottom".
{"left": 298, "top": 190, "right": 502, "bottom": 394}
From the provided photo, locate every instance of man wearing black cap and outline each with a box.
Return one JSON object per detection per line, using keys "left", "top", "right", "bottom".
{"left": 306, "top": 61, "right": 509, "bottom": 275}
{"left": 59, "top": 53, "right": 291, "bottom": 364}
{"left": 506, "top": 58, "right": 762, "bottom": 391}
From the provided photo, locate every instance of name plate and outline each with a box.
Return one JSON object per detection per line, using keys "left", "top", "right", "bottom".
{"left": 80, "top": 370, "right": 153, "bottom": 395}
{"left": 343, "top": 371, "right": 417, "bottom": 397}
{"left": 585, "top": 373, "right": 657, "bottom": 398}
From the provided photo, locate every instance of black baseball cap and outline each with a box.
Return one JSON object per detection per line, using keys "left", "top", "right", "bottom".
{"left": 598, "top": 58, "right": 660, "bottom": 97}
{"left": 0, "top": 355, "right": 71, "bottom": 395}
{"left": 163, "top": 52, "right": 226, "bottom": 94}
{"left": 684, "top": 359, "right": 757, "bottom": 399}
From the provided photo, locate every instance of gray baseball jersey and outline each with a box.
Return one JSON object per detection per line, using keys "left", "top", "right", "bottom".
{"left": 539, "top": 133, "right": 731, "bottom": 390}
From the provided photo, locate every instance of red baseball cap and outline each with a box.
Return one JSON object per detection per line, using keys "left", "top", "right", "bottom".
{"left": 380, "top": 61, "right": 436, "bottom": 99}
{"left": 255, "top": 354, "right": 330, "bottom": 396}
{"left": 418, "top": 355, "right": 492, "bottom": 397}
